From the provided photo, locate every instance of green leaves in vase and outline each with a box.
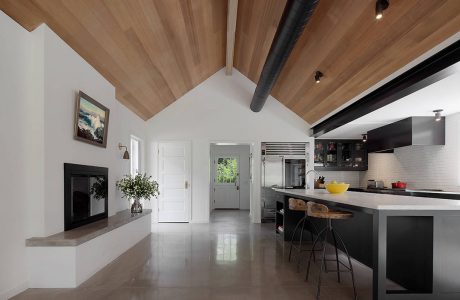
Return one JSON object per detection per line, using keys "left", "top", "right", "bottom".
{"left": 116, "top": 173, "right": 159, "bottom": 201}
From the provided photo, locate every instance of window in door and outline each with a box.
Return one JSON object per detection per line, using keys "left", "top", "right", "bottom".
{"left": 216, "top": 157, "right": 238, "bottom": 183}
{"left": 130, "top": 136, "right": 142, "bottom": 175}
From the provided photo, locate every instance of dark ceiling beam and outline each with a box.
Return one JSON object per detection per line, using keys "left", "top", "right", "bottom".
{"left": 310, "top": 39, "right": 460, "bottom": 138}
{"left": 250, "top": 0, "right": 319, "bottom": 112}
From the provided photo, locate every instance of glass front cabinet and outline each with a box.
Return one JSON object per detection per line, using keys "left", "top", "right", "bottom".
{"left": 314, "top": 139, "right": 368, "bottom": 171}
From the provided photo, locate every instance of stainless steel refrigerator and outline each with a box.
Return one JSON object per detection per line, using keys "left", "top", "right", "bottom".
{"left": 260, "top": 142, "right": 309, "bottom": 222}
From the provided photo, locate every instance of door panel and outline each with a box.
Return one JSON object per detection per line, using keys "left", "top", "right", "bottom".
{"left": 214, "top": 187, "right": 239, "bottom": 208}
{"left": 163, "top": 157, "right": 185, "bottom": 173}
{"left": 213, "top": 156, "right": 240, "bottom": 209}
{"left": 262, "top": 156, "right": 283, "bottom": 187}
{"left": 158, "top": 141, "right": 191, "bottom": 222}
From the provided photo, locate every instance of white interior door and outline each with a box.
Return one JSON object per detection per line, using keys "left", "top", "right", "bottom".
{"left": 213, "top": 156, "right": 240, "bottom": 209}
{"left": 158, "top": 141, "right": 191, "bottom": 222}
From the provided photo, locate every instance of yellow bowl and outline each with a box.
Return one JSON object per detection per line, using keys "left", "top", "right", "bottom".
{"left": 325, "top": 183, "right": 350, "bottom": 194}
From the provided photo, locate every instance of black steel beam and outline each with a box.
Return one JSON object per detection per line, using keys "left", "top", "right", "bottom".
{"left": 250, "top": 0, "right": 319, "bottom": 112}
{"left": 311, "top": 39, "right": 460, "bottom": 137}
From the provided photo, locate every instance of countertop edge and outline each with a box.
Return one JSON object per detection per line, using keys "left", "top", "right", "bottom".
{"left": 273, "top": 188, "right": 460, "bottom": 211}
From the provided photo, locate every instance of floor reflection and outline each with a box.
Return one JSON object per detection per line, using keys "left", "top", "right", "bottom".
{"left": 13, "top": 210, "right": 374, "bottom": 300}
{"left": 215, "top": 233, "right": 238, "bottom": 263}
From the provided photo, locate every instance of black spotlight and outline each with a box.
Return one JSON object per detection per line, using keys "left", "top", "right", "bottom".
{"left": 375, "top": 0, "right": 389, "bottom": 20}
{"left": 362, "top": 134, "right": 368, "bottom": 143}
{"left": 315, "top": 71, "right": 323, "bottom": 83}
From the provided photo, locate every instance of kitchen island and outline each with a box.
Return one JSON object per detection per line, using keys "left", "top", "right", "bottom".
{"left": 274, "top": 188, "right": 460, "bottom": 300}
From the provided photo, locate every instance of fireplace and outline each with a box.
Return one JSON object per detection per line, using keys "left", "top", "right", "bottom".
{"left": 64, "top": 163, "right": 108, "bottom": 231}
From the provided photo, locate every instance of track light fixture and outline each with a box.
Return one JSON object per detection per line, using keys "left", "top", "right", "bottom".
{"left": 315, "top": 71, "right": 323, "bottom": 83}
{"left": 433, "top": 109, "right": 443, "bottom": 122}
{"left": 362, "top": 134, "right": 368, "bottom": 143}
{"left": 375, "top": 0, "right": 389, "bottom": 20}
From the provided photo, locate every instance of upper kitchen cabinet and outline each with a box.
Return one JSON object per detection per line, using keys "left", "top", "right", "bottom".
{"left": 367, "top": 117, "right": 445, "bottom": 153}
{"left": 314, "top": 139, "right": 367, "bottom": 171}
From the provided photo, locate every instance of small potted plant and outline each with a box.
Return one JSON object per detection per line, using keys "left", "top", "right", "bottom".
{"left": 116, "top": 173, "right": 159, "bottom": 214}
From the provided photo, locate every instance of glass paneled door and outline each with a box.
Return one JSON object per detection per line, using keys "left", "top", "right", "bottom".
{"left": 213, "top": 156, "right": 240, "bottom": 209}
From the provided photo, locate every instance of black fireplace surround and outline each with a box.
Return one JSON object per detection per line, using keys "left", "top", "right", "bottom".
{"left": 64, "top": 163, "right": 108, "bottom": 231}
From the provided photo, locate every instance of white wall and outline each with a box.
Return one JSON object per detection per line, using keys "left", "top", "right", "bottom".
{"left": 147, "top": 69, "right": 312, "bottom": 223}
{"left": 0, "top": 11, "right": 32, "bottom": 299}
{"left": 360, "top": 113, "right": 460, "bottom": 191}
{"left": 210, "top": 144, "right": 251, "bottom": 210}
{"left": 37, "top": 25, "right": 146, "bottom": 235}
{"left": 0, "top": 12, "right": 146, "bottom": 298}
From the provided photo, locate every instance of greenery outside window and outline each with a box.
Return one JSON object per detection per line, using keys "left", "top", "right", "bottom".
{"left": 216, "top": 157, "right": 238, "bottom": 183}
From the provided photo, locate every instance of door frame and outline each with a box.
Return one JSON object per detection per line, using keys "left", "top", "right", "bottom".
{"left": 211, "top": 154, "right": 241, "bottom": 209}
{"left": 157, "top": 140, "right": 192, "bottom": 223}
{"left": 209, "top": 142, "right": 254, "bottom": 216}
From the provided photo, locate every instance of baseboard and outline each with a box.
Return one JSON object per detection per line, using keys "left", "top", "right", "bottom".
{"left": 0, "top": 281, "right": 28, "bottom": 300}
{"left": 191, "top": 219, "right": 209, "bottom": 224}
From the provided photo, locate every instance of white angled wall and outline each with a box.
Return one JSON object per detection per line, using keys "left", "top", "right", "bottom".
{"left": 0, "top": 10, "right": 32, "bottom": 300}
{"left": 0, "top": 12, "right": 147, "bottom": 298}
{"left": 146, "top": 69, "right": 313, "bottom": 223}
{"left": 37, "top": 25, "right": 147, "bottom": 236}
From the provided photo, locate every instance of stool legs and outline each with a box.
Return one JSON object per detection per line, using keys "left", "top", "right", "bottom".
{"left": 331, "top": 229, "right": 341, "bottom": 283}
{"left": 288, "top": 215, "right": 318, "bottom": 268}
{"left": 296, "top": 217, "right": 307, "bottom": 272}
{"left": 288, "top": 216, "right": 306, "bottom": 262}
{"left": 334, "top": 228, "right": 358, "bottom": 300}
{"left": 305, "top": 226, "right": 327, "bottom": 281}
{"left": 316, "top": 224, "right": 329, "bottom": 299}
{"left": 305, "top": 219, "right": 358, "bottom": 300}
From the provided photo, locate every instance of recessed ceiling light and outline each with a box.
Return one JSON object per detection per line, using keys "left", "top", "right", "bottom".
{"left": 375, "top": 0, "right": 389, "bottom": 20}
{"left": 315, "top": 71, "right": 323, "bottom": 83}
{"left": 433, "top": 109, "right": 443, "bottom": 122}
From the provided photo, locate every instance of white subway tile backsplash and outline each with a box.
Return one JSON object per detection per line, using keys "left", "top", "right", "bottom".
{"left": 360, "top": 113, "right": 460, "bottom": 192}
{"left": 320, "top": 171, "right": 361, "bottom": 188}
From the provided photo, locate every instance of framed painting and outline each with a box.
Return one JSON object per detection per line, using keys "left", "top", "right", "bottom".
{"left": 74, "top": 91, "right": 110, "bottom": 148}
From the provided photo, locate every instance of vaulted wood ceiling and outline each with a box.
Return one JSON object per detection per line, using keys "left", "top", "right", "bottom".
{"left": 235, "top": 0, "right": 460, "bottom": 124}
{"left": 1, "top": 0, "right": 460, "bottom": 123}
{"left": 0, "top": 0, "right": 227, "bottom": 120}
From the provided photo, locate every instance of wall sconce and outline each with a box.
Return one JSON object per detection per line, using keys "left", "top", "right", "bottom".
{"left": 118, "top": 143, "right": 130, "bottom": 160}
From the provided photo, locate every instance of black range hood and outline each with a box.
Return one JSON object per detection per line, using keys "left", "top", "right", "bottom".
{"left": 367, "top": 117, "right": 445, "bottom": 153}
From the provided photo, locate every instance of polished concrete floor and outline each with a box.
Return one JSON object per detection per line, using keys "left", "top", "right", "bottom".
{"left": 13, "top": 210, "right": 376, "bottom": 299}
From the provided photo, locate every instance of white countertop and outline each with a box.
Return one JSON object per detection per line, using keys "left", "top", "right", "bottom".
{"left": 273, "top": 188, "right": 460, "bottom": 211}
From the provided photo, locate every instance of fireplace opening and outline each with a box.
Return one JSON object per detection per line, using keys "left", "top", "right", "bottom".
{"left": 64, "top": 163, "right": 108, "bottom": 231}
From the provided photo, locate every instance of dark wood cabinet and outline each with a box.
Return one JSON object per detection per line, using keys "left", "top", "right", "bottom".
{"left": 314, "top": 139, "right": 367, "bottom": 171}
{"left": 367, "top": 117, "right": 445, "bottom": 153}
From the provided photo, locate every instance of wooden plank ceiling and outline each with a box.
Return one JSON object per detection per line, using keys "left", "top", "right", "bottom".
{"left": 235, "top": 0, "right": 460, "bottom": 124}
{"left": 0, "top": 0, "right": 227, "bottom": 120}
{"left": 1, "top": 0, "right": 460, "bottom": 123}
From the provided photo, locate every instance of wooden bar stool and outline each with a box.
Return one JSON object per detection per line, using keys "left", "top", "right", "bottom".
{"left": 287, "top": 198, "right": 319, "bottom": 271}
{"left": 305, "top": 202, "right": 357, "bottom": 300}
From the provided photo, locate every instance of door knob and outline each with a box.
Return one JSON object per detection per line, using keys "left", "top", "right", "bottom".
{"left": 185, "top": 181, "right": 189, "bottom": 189}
